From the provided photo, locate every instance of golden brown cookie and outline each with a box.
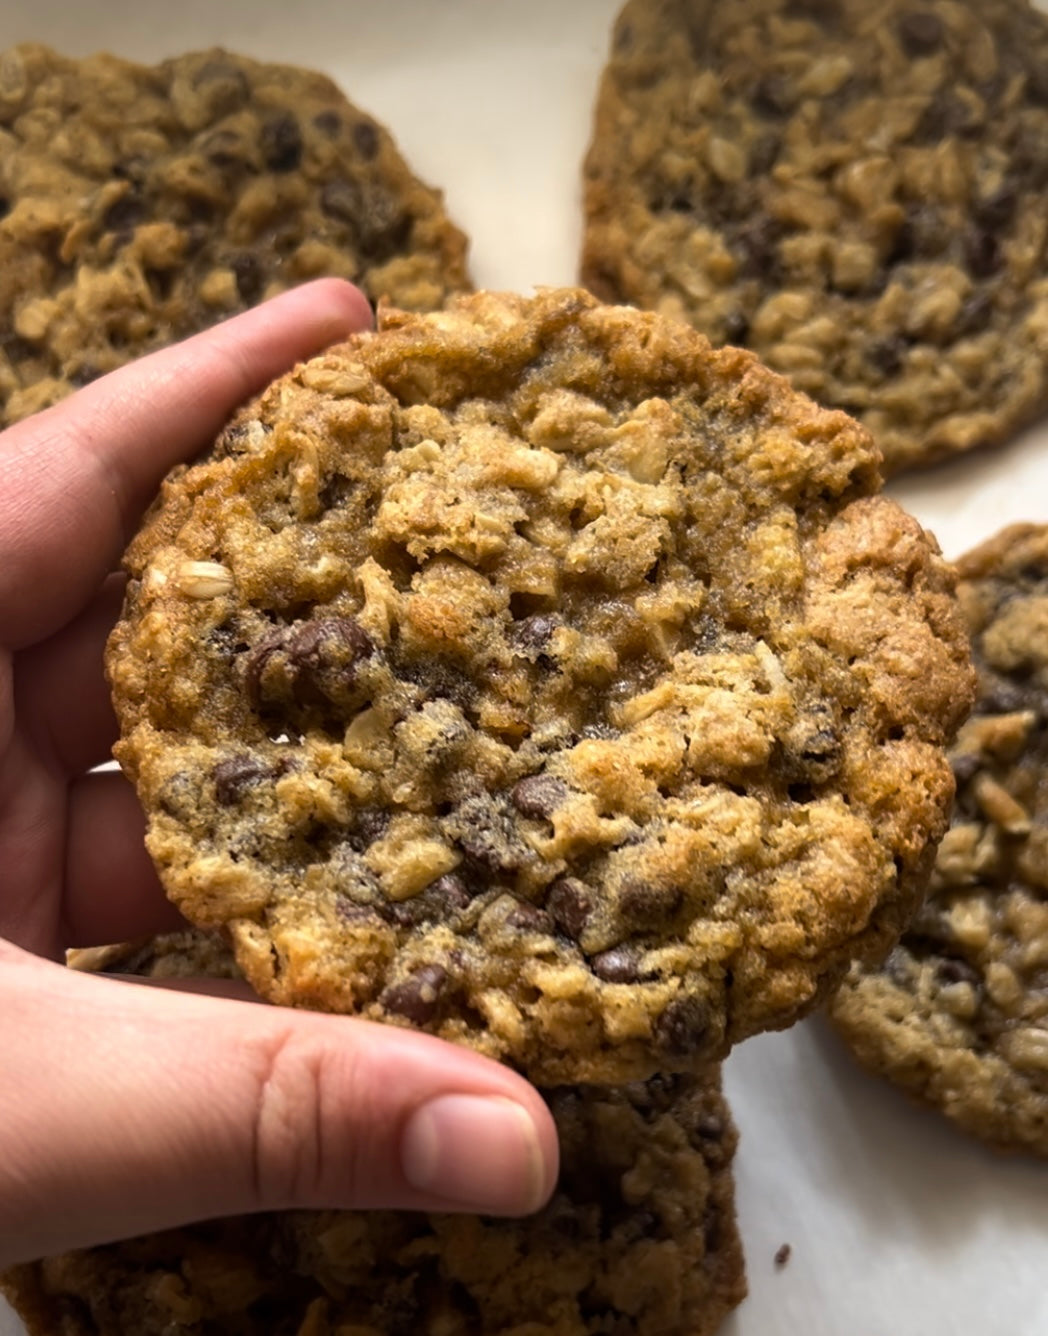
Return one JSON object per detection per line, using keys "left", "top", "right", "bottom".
{"left": 581, "top": 0, "right": 1048, "bottom": 474}
{"left": 106, "top": 287, "right": 973, "bottom": 1084}
{"left": 4, "top": 930, "right": 746, "bottom": 1336}
{"left": 831, "top": 524, "right": 1048, "bottom": 1154}
{"left": 0, "top": 44, "right": 471, "bottom": 424}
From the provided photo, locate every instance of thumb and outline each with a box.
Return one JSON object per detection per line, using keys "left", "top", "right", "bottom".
{"left": 0, "top": 944, "right": 559, "bottom": 1266}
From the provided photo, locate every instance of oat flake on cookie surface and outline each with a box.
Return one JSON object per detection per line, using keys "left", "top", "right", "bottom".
{"left": 831, "top": 525, "right": 1048, "bottom": 1155}
{"left": 0, "top": 43, "right": 471, "bottom": 425}
{"left": 106, "top": 287, "right": 973, "bottom": 1083}
{"left": 581, "top": 0, "right": 1048, "bottom": 475}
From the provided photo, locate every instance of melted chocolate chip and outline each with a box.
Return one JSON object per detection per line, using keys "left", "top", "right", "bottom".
{"left": 506, "top": 902, "right": 553, "bottom": 933}
{"left": 261, "top": 113, "right": 303, "bottom": 172}
{"left": 591, "top": 948, "right": 642, "bottom": 984}
{"left": 897, "top": 11, "right": 945, "bottom": 55}
{"left": 214, "top": 754, "right": 270, "bottom": 805}
{"left": 547, "top": 878, "right": 592, "bottom": 941}
{"left": 313, "top": 109, "right": 341, "bottom": 137}
{"left": 511, "top": 774, "right": 568, "bottom": 820}
{"left": 381, "top": 964, "right": 449, "bottom": 1025}
{"left": 655, "top": 996, "right": 709, "bottom": 1055}
{"left": 353, "top": 120, "right": 380, "bottom": 160}
{"left": 245, "top": 617, "right": 375, "bottom": 713}
{"left": 446, "top": 795, "right": 529, "bottom": 873}
{"left": 386, "top": 873, "right": 474, "bottom": 928}
{"left": 334, "top": 898, "right": 378, "bottom": 924}
{"left": 619, "top": 878, "right": 683, "bottom": 924}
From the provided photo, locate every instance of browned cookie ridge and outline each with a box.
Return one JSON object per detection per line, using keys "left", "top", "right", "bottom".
{"left": 582, "top": 0, "right": 1048, "bottom": 474}
{"left": 831, "top": 524, "right": 1048, "bottom": 1155}
{"left": 0, "top": 44, "right": 471, "bottom": 424}
{"left": 3, "top": 933, "right": 746, "bottom": 1336}
{"left": 107, "top": 287, "right": 973, "bottom": 1083}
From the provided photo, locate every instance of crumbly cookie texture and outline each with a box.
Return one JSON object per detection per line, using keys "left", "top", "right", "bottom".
{"left": 107, "top": 287, "right": 973, "bottom": 1083}
{"left": 831, "top": 525, "right": 1048, "bottom": 1154}
{"left": 581, "top": 0, "right": 1048, "bottom": 475}
{"left": 5, "top": 933, "right": 746, "bottom": 1336}
{"left": 0, "top": 43, "right": 471, "bottom": 425}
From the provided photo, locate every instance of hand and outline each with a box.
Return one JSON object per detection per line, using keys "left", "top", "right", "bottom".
{"left": 0, "top": 280, "right": 558, "bottom": 1269}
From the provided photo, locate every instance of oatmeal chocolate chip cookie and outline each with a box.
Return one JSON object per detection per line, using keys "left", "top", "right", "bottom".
{"left": 831, "top": 524, "right": 1048, "bottom": 1154}
{"left": 106, "top": 287, "right": 973, "bottom": 1083}
{"left": 2, "top": 1056, "right": 746, "bottom": 1336}
{"left": 0, "top": 44, "right": 471, "bottom": 425}
{"left": 581, "top": 0, "right": 1048, "bottom": 475}
{"left": 66, "top": 930, "right": 242, "bottom": 983}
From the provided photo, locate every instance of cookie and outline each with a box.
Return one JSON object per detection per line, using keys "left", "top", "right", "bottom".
{"left": 581, "top": 0, "right": 1048, "bottom": 475}
{"left": 66, "top": 930, "right": 242, "bottom": 983}
{"left": 106, "top": 286, "right": 973, "bottom": 1083}
{"left": 4, "top": 937, "right": 746, "bottom": 1336}
{"left": 831, "top": 524, "right": 1048, "bottom": 1154}
{"left": 0, "top": 43, "right": 471, "bottom": 425}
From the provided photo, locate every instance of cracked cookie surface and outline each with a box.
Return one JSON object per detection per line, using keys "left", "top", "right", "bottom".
{"left": 831, "top": 525, "right": 1048, "bottom": 1154}
{"left": 0, "top": 43, "right": 471, "bottom": 425}
{"left": 4, "top": 932, "right": 746, "bottom": 1336}
{"left": 581, "top": 0, "right": 1048, "bottom": 475}
{"left": 107, "top": 287, "right": 973, "bottom": 1083}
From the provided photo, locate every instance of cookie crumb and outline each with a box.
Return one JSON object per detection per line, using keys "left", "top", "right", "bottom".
{"left": 774, "top": 1243, "right": 792, "bottom": 1269}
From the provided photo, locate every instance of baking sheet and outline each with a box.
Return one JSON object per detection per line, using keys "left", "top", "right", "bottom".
{"left": 2, "top": 3, "right": 1048, "bottom": 1332}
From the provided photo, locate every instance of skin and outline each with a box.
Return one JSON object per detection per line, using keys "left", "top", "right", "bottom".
{"left": 0, "top": 279, "right": 558, "bottom": 1269}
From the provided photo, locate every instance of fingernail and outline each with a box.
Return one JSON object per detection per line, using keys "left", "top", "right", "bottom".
{"left": 400, "top": 1094, "right": 547, "bottom": 1215}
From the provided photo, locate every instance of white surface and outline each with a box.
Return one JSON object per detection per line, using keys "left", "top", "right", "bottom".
{"left": 3, "top": 3, "right": 1048, "bottom": 1333}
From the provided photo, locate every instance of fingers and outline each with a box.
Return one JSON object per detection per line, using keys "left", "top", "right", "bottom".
{"left": 63, "top": 770, "right": 186, "bottom": 948}
{"left": 0, "top": 279, "right": 372, "bottom": 650}
{"left": 0, "top": 947, "right": 559, "bottom": 1266}
{"left": 15, "top": 573, "right": 125, "bottom": 780}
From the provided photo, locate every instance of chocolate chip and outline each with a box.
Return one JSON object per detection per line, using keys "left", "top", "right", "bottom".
{"left": 349, "top": 806, "right": 390, "bottom": 851}
{"left": 245, "top": 617, "right": 375, "bottom": 713}
{"left": 722, "top": 309, "right": 750, "bottom": 344}
{"left": 591, "top": 947, "right": 641, "bottom": 983}
{"left": 232, "top": 253, "right": 264, "bottom": 304}
{"left": 261, "top": 113, "right": 303, "bottom": 172}
{"left": 102, "top": 192, "right": 147, "bottom": 236}
{"left": 353, "top": 120, "right": 380, "bottom": 160}
{"left": 313, "top": 109, "right": 341, "bottom": 137}
{"left": 697, "top": 1113, "right": 725, "bottom": 1141}
{"left": 445, "top": 794, "right": 529, "bottom": 873}
{"left": 381, "top": 964, "right": 449, "bottom": 1025}
{"left": 69, "top": 362, "right": 102, "bottom": 388}
{"left": 964, "top": 227, "right": 1001, "bottom": 278}
{"left": 866, "top": 336, "right": 907, "bottom": 376}
{"left": 547, "top": 878, "right": 592, "bottom": 940}
{"left": 214, "top": 754, "right": 269, "bottom": 805}
{"left": 956, "top": 290, "right": 994, "bottom": 337}
{"left": 975, "top": 183, "right": 1019, "bottom": 231}
{"left": 734, "top": 216, "right": 784, "bottom": 279}
{"left": 619, "top": 877, "right": 683, "bottom": 924}
{"left": 753, "top": 73, "right": 795, "bottom": 117}
{"left": 897, "top": 11, "right": 944, "bottom": 55}
{"left": 937, "top": 956, "right": 982, "bottom": 988}
{"left": 950, "top": 752, "right": 982, "bottom": 785}
{"left": 334, "top": 898, "right": 378, "bottom": 925}
{"left": 506, "top": 902, "right": 553, "bottom": 933}
{"left": 387, "top": 873, "right": 474, "bottom": 928}
{"left": 321, "top": 178, "right": 364, "bottom": 224}
{"left": 511, "top": 774, "right": 568, "bottom": 820}
{"left": 655, "top": 996, "right": 709, "bottom": 1056}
